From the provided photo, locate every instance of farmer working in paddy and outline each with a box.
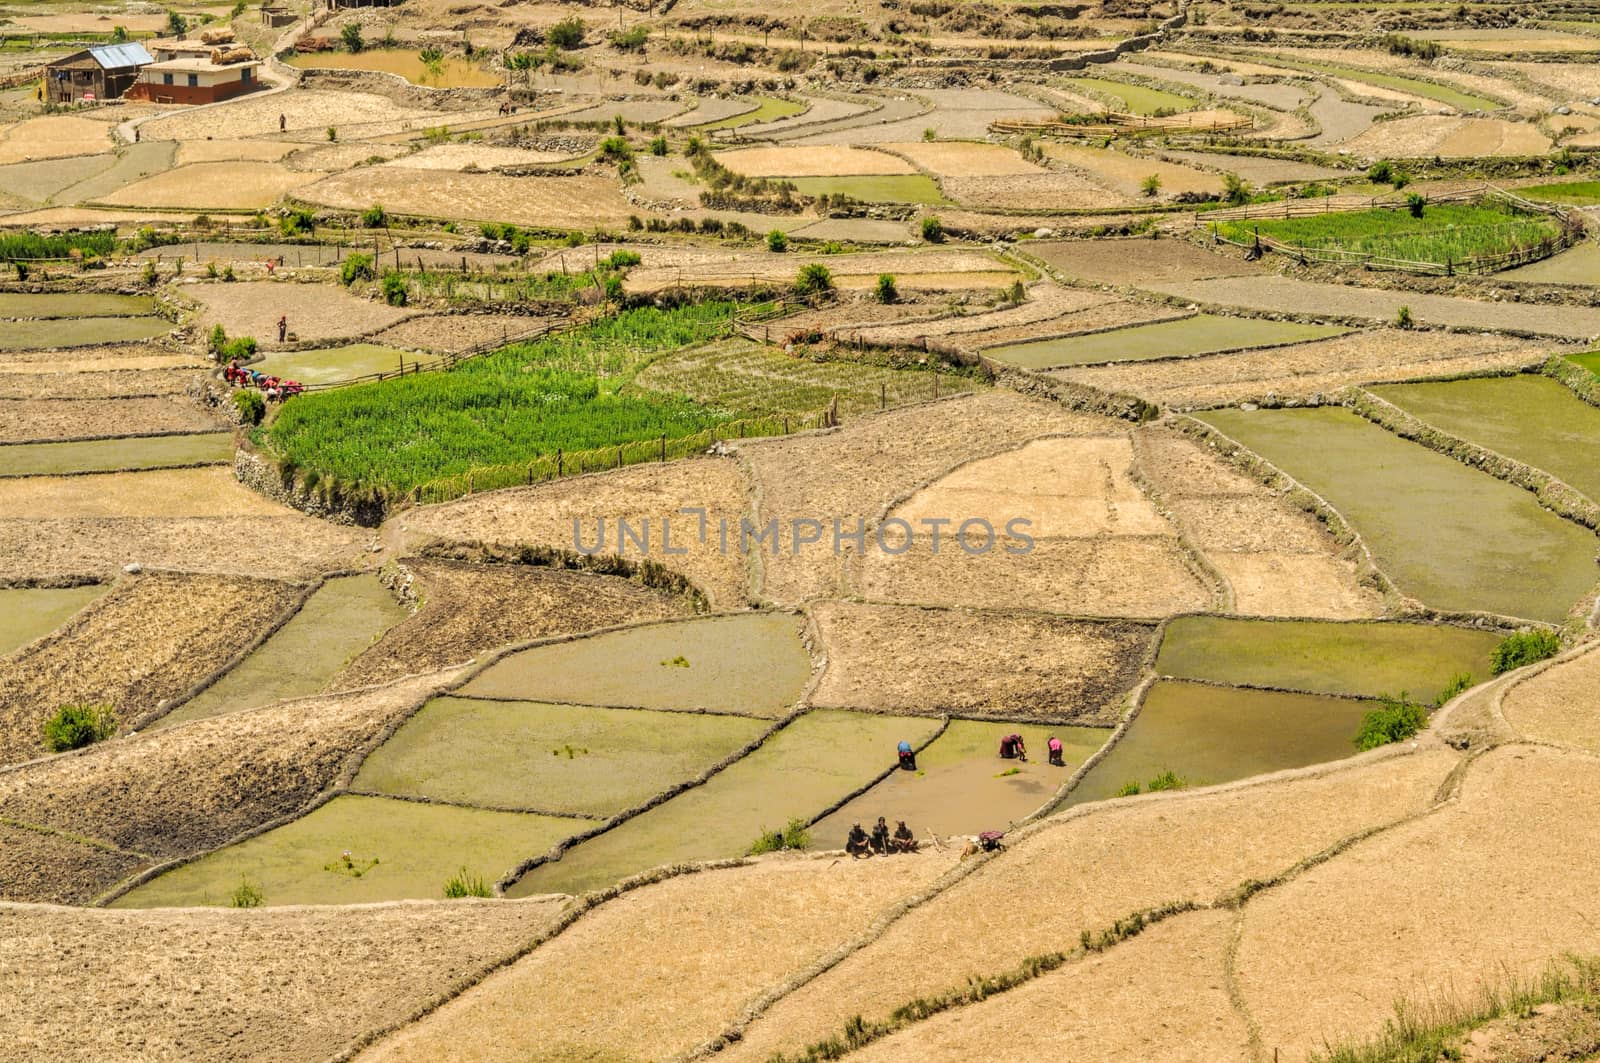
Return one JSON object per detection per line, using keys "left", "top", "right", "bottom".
{"left": 1047, "top": 735, "right": 1065, "bottom": 767}
{"left": 999, "top": 733, "right": 1027, "bottom": 761}
{"left": 897, "top": 739, "right": 916, "bottom": 771}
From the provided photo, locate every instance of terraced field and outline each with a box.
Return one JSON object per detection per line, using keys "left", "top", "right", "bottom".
{"left": 0, "top": 584, "right": 106, "bottom": 656}
{"left": 0, "top": 432, "right": 233, "bottom": 477}
{"left": 985, "top": 315, "right": 1349, "bottom": 369}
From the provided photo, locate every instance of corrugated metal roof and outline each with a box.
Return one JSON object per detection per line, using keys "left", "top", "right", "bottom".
{"left": 86, "top": 43, "right": 154, "bottom": 69}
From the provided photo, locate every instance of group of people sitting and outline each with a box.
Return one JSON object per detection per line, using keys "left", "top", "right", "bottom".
{"left": 224, "top": 361, "right": 304, "bottom": 402}
{"left": 998, "top": 734, "right": 1069, "bottom": 767}
{"left": 846, "top": 816, "right": 917, "bottom": 858}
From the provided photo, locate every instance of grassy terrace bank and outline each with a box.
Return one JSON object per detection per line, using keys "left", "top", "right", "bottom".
{"left": 1198, "top": 406, "right": 1597, "bottom": 623}
{"left": 261, "top": 304, "right": 739, "bottom": 494}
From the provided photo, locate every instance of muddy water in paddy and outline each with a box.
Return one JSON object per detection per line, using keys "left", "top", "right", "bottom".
{"left": 460, "top": 613, "right": 814, "bottom": 717}
{"left": 0, "top": 432, "right": 233, "bottom": 476}
{"left": 812, "top": 720, "right": 1110, "bottom": 842}
{"left": 986, "top": 315, "right": 1348, "bottom": 369}
{"left": 1065, "top": 681, "right": 1373, "bottom": 806}
{"left": 284, "top": 49, "right": 501, "bottom": 88}
{"left": 0, "top": 584, "right": 106, "bottom": 656}
{"left": 355, "top": 697, "right": 770, "bottom": 816}
{"left": 0, "top": 316, "right": 170, "bottom": 350}
{"left": 0, "top": 293, "right": 157, "bottom": 318}
{"left": 1200, "top": 406, "right": 1599, "bottom": 623}
{"left": 254, "top": 344, "right": 415, "bottom": 385}
{"left": 507, "top": 710, "right": 941, "bottom": 897}
{"left": 1156, "top": 616, "right": 1502, "bottom": 703}
{"left": 156, "top": 575, "right": 406, "bottom": 727}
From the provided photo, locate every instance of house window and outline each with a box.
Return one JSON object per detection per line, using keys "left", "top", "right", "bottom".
{"left": 187, "top": 74, "right": 198, "bottom": 87}
{"left": 241, "top": 67, "right": 252, "bottom": 84}
{"left": 162, "top": 73, "right": 173, "bottom": 85}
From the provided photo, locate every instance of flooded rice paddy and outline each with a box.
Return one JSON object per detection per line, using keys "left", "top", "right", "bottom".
{"left": 0, "top": 293, "right": 156, "bottom": 318}
{"left": 785, "top": 175, "right": 947, "bottom": 205}
{"left": 0, "top": 432, "right": 233, "bottom": 476}
{"left": 1498, "top": 240, "right": 1600, "bottom": 285}
{"left": 157, "top": 575, "right": 406, "bottom": 727}
{"left": 460, "top": 613, "right": 813, "bottom": 717}
{"left": 0, "top": 316, "right": 170, "bottom": 350}
{"left": 115, "top": 794, "right": 579, "bottom": 907}
{"left": 987, "top": 314, "right": 1348, "bottom": 369}
{"left": 1199, "top": 406, "right": 1598, "bottom": 623}
{"left": 1065, "top": 680, "right": 1373, "bottom": 806}
{"left": 812, "top": 720, "right": 1108, "bottom": 842}
{"left": 1063, "top": 77, "right": 1195, "bottom": 114}
{"left": 254, "top": 344, "right": 416, "bottom": 385}
{"left": 506, "top": 710, "right": 940, "bottom": 896}
{"left": 354, "top": 697, "right": 770, "bottom": 816}
{"left": 694, "top": 96, "right": 806, "bottom": 131}
{"left": 1156, "top": 616, "right": 1502, "bottom": 702}
{"left": 1371, "top": 374, "right": 1600, "bottom": 504}
{"left": 0, "top": 584, "right": 105, "bottom": 656}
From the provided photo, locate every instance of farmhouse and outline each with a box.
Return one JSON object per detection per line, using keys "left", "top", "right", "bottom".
{"left": 43, "top": 43, "right": 153, "bottom": 104}
{"left": 125, "top": 44, "right": 263, "bottom": 105}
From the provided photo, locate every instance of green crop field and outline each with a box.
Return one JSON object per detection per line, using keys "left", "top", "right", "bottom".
{"left": 1371, "top": 374, "right": 1600, "bottom": 505}
{"left": 1514, "top": 181, "right": 1600, "bottom": 206}
{"left": 1214, "top": 202, "right": 1563, "bottom": 266}
{"left": 1199, "top": 406, "right": 1599, "bottom": 623}
{"left": 354, "top": 697, "right": 770, "bottom": 816}
{"left": 1064, "top": 77, "right": 1196, "bottom": 115}
{"left": 630, "top": 337, "right": 983, "bottom": 417}
{"left": 1570, "top": 351, "right": 1600, "bottom": 376}
{"left": 694, "top": 95, "right": 806, "bottom": 131}
{"left": 785, "top": 175, "right": 947, "bottom": 205}
{"left": 1155, "top": 616, "right": 1502, "bottom": 702}
{"left": 262, "top": 304, "right": 741, "bottom": 493}
{"left": 0, "top": 432, "right": 233, "bottom": 476}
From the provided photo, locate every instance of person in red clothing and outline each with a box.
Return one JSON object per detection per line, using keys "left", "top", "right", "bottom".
{"left": 1047, "top": 735, "right": 1065, "bottom": 767}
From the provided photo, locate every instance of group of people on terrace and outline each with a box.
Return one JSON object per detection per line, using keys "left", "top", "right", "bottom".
{"left": 223, "top": 360, "right": 304, "bottom": 401}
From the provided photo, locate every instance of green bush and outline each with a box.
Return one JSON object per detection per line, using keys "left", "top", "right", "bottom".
{"left": 1145, "top": 770, "right": 1186, "bottom": 792}
{"left": 208, "top": 322, "right": 228, "bottom": 355}
{"left": 602, "top": 249, "right": 641, "bottom": 269}
{"left": 1406, "top": 192, "right": 1425, "bottom": 219}
{"left": 41, "top": 703, "right": 117, "bottom": 753}
{"left": 234, "top": 389, "right": 266, "bottom": 425}
{"left": 1140, "top": 173, "right": 1162, "bottom": 198}
{"left": 610, "top": 25, "right": 649, "bottom": 51}
{"left": 1353, "top": 692, "right": 1428, "bottom": 751}
{"left": 548, "top": 15, "right": 585, "bottom": 49}
{"left": 649, "top": 135, "right": 668, "bottom": 156}
{"left": 766, "top": 229, "right": 788, "bottom": 253}
{"left": 920, "top": 215, "right": 944, "bottom": 243}
{"left": 340, "top": 253, "right": 375, "bottom": 286}
{"left": 341, "top": 22, "right": 364, "bottom": 53}
{"left": 1223, "top": 172, "right": 1249, "bottom": 206}
{"left": 876, "top": 273, "right": 898, "bottom": 304}
{"left": 1491, "top": 630, "right": 1561, "bottom": 674}
{"left": 794, "top": 263, "right": 834, "bottom": 296}
{"left": 280, "top": 209, "right": 315, "bottom": 235}
{"left": 1396, "top": 305, "right": 1413, "bottom": 329}
{"left": 749, "top": 817, "right": 811, "bottom": 855}
{"left": 599, "top": 136, "right": 632, "bottom": 162}
{"left": 361, "top": 203, "right": 387, "bottom": 228}
{"left": 1367, "top": 160, "right": 1393, "bottom": 185}
{"left": 443, "top": 868, "right": 493, "bottom": 898}
{"left": 1434, "top": 671, "right": 1474, "bottom": 707}
{"left": 219, "top": 336, "right": 258, "bottom": 361}
{"left": 380, "top": 270, "right": 408, "bottom": 306}
{"left": 166, "top": 10, "right": 187, "bottom": 36}
{"left": 229, "top": 878, "right": 264, "bottom": 908}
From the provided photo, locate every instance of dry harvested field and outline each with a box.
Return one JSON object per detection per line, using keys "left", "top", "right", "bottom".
{"left": 1141, "top": 275, "right": 1600, "bottom": 340}
{"left": 0, "top": 823, "right": 149, "bottom": 906}
{"left": 298, "top": 168, "right": 637, "bottom": 229}
{"left": 1237, "top": 745, "right": 1600, "bottom": 1060}
{"left": 360, "top": 853, "right": 959, "bottom": 1063}
{"left": 139, "top": 89, "right": 458, "bottom": 142}
{"left": 1114, "top": 60, "right": 1312, "bottom": 110}
{"left": 1500, "top": 644, "right": 1600, "bottom": 751}
{"left": 0, "top": 897, "right": 565, "bottom": 1063}
{"left": 854, "top": 534, "right": 1213, "bottom": 616}
{"left": 851, "top": 909, "right": 1247, "bottom": 1061}
{"left": 1308, "top": 91, "right": 1393, "bottom": 146}
{"left": 1043, "top": 144, "right": 1226, "bottom": 199}
{"left": 714, "top": 145, "right": 916, "bottom": 177}
{"left": 0, "top": 347, "right": 198, "bottom": 376}
{"left": 738, "top": 391, "right": 1120, "bottom": 605}
{"left": 796, "top": 89, "right": 1056, "bottom": 144}
{"left": 839, "top": 282, "right": 1117, "bottom": 346}
{"left": 187, "top": 281, "right": 415, "bottom": 348}
{"left": 0, "top": 367, "right": 205, "bottom": 400}
{"left": 0, "top": 115, "right": 111, "bottom": 164}
{"left": 397, "top": 457, "right": 753, "bottom": 608}
{"left": 723, "top": 746, "right": 1460, "bottom": 1061}
{"left": 624, "top": 248, "right": 1013, "bottom": 293}
{"left": 1497, "top": 61, "right": 1600, "bottom": 102}
{"left": 1028, "top": 237, "right": 1265, "bottom": 285}
{"left": 0, "top": 397, "right": 221, "bottom": 443}
{"left": 1343, "top": 115, "right": 1554, "bottom": 158}
{"left": 1135, "top": 426, "right": 1381, "bottom": 618}
{"left": 963, "top": 301, "right": 1182, "bottom": 353}
{"left": 174, "top": 140, "right": 301, "bottom": 167}
{"left": 98, "top": 162, "right": 318, "bottom": 211}
{"left": 0, "top": 573, "right": 300, "bottom": 768}
{"left": 943, "top": 172, "right": 1127, "bottom": 211}
{"left": 1054, "top": 329, "right": 1553, "bottom": 408}
{"left": 0, "top": 467, "right": 286, "bottom": 519}
{"left": 285, "top": 142, "right": 412, "bottom": 172}
{"left": 809, "top": 599, "right": 1151, "bottom": 721}
{"left": 383, "top": 143, "right": 582, "bottom": 170}
{"left": 334, "top": 560, "right": 691, "bottom": 688}
{"left": 883, "top": 140, "right": 1043, "bottom": 177}
{"left": 370, "top": 314, "right": 556, "bottom": 353}
{"left": 0, "top": 672, "right": 452, "bottom": 877}
{"left": 1157, "top": 149, "right": 1351, "bottom": 185}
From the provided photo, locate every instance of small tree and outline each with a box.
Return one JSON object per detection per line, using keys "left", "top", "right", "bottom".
{"left": 361, "top": 203, "right": 387, "bottom": 228}
{"left": 548, "top": 16, "right": 586, "bottom": 49}
{"left": 340, "top": 253, "right": 375, "bottom": 286}
{"left": 766, "top": 229, "right": 788, "bottom": 253}
{"left": 1406, "top": 192, "right": 1425, "bottom": 219}
{"left": 1367, "top": 160, "right": 1393, "bottom": 185}
{"left": 1223, "top": 172, "right": 1249, "bottom": 206}
{"left": 1396, "top": 305, "right": 1413, "bottom": 329}
{"left": 208, "top": 322, "right": 228, "bottom": 355}
{"left": 649, "top": 135, "right": 668, "bottom": 156}
{"left": 1140, "top": 173, "right": 1162, "bottom": 198}
{"left": 920, "top": 215, "right": 944, "bottom": 243}
{"left": 876, "top": 273, "right": 898, "bottom": 304}
{"left": 380, "top": 270, "right": 408, "bottom": 306}
{"left": 341, "top": 22, "right": 364, "bottom": 53}
{"left": 165, "top": 10, "right": 187, "bottom": 36}
{"left": 794, "top": 262, "right": 834, "bottom": 297}
{"left": 41, "top": 703, "right": 117, "bottom": 753}
{"left": 110, "top": 25, "right": 129, "bottom": 42}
